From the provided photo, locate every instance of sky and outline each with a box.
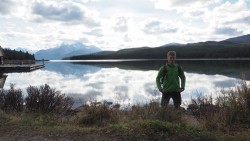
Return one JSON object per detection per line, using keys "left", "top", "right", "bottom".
{"left": 0, "top": 0, "right": 250, "bottom": 51}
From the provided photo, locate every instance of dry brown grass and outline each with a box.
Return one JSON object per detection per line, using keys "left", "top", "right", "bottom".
{"left": 188, "top": 76, "right": 250, "bottom": 133}
{"left": 1, "top": 77, "right": 250, "bottom": 141}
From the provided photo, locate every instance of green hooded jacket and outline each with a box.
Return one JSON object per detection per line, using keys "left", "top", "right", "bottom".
{"left": 156, "top": 63, "right": 186, "bottom": 92}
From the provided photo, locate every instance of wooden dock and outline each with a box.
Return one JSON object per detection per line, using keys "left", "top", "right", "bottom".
{"left": 0, "top": 64, "right": 44, "bottom": 73}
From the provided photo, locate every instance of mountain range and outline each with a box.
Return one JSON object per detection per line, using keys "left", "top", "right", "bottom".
{"left": 67, "top": 34, "right": 250, "bottom": 60}
{"left": 222, "top": 34, "right": 250, "bottom": 44}
{"left": 35, "top": 42, "right": 101, "bottom": 60}
{"left": 27, "top": 34, "right": 250, "bottom": 60}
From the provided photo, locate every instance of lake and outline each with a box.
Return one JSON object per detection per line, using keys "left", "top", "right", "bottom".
{"left": 2, "top": 59, "right": 250, "bottom": 108}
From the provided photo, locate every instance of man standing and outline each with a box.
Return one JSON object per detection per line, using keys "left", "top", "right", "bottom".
{"left": 156, "top": 51, "right": 186, "bottom": 108}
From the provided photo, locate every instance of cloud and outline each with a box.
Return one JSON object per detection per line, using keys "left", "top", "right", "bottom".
{"left": 0, "top": 31, "right": 64, "bottom": 50}
{"left": 86, "top": 82, "right": 104, "bottom": 89}
{"left": 5, "top": 62, "right": 246, "bottom": 108}
{"left": 31, "top": 1, "right": 100, "bottom": 27}
{"left": 0, "top": 0, "right": 16, "bottom": 15}
{"left": 83, "top": 28, "right": 104, "bottom": 37}
{"left": 190, "top": 0, "right": 250, "bottom": 38}
{"left": 83, "top": 90, "right": 102, "bottom": 99}
{"left": 114, "top": 85, "right": 129, "bottom": 101}
{"left": 123, "top": 34, "right": 132, "bottom": 42}
{"left": 235, "top": 15, "right": 250, "bottom": 25}
{"left": 144, "top": 82, "right": 157, "bottom": 96}
{"left": 226, "top": 14, "right": 250, "bottom": 25}
{"left": 214, "top": 27, "right": 243, "bottom": 35}
{"left": 213, "top": 0, "right": 248, "bottom": 15}
{"left": 213, "top": 79, "right": 236, "bottom": 88}
{"left": 151, "top": 0, "right": 219, "bottom": 11}
{"left": 184, "top": 8, "right": 208, "bottom": 19}
{"left": 1, "top": 0, "right": 250, "bottom": 51}
{"left": 112, "top": 15, "right": 130, "bottom": 32}
{"left": 210, "top": 0, "right": 249, "bottom": 23}
{"left": 142, "top": 19, "right": 178, "bottom": 34}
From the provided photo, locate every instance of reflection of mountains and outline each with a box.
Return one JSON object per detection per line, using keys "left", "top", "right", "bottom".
{"left": 44, "top": 61, "right": 101, "bottom": 76}
{"left": 74, "top": 60, "right": 164, "bottom": 71}
{"left": 75, "top": 60, "right": 250, "bottom": 80}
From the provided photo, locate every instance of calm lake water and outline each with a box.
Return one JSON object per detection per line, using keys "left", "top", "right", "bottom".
{"left": 3, "top": 59, "right": 250, "bottom": 108}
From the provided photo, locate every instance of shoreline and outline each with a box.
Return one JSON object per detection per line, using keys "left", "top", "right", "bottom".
{"left": 46, "top": 58, "right": 250, "bottom": 62}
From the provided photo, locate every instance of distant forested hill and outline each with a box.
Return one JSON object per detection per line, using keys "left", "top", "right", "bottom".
{"left": 67, "top": 34, "right": 250, "bottom": 60}
{"left": 1, "top": 47, "right": 35, "bottom": 60}
{"left": 67, "top": 43, "right": 250, "bottom": 60}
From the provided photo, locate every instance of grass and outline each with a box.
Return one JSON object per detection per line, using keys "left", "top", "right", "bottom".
{"left": 110, "top": 120, "right": 216, "bottom": 141}
{"left": 0, "top": 78, "right": 250, "bottom": 141}
{"left": 0, "top": 112, "right": 216, "bottom": 141}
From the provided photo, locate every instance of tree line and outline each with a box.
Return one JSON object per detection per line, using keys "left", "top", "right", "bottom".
{"left": 68, "top": 42, "right": 250, "bottom": 60}
{"left": 1, "top": 47, "right": 35, "bottom": 60}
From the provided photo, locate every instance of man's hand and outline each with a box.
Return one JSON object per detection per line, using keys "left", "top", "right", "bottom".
{"left": 178, "top": 88, "right": 184, "bottom": 92}
{"left": 159, "top": 89, "right": 163, "bottom": 93}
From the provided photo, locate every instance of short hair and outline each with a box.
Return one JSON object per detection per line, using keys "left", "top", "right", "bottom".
{"left": 167, "top": 51, "right": 176, "bottom": 57}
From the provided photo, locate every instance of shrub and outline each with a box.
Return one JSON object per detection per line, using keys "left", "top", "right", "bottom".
{"left": 189, "top": 77, "right": 250, "bottom": 131}
{"left": 0, "top": 84, "right": 74, "bottom": 114}
{"left": 25, "top": 85, "right": 40, "bottom": 112}
{"left": 189, "top": 95, "right": 223, "bottom": 131}
{"left": 128, "top": 101, "right": 183, "bottom": 123}
{"left": 217, "top": 78, "right": 250, "bottom": 128}
{"left": 0, "top": 84, "right": 23, "bottom": 113}
{"left": 25, "top": 84, "right": 74, "bottom": 115}
{"left": 0, "top": 89, "right": 5, "bottom": 110}
{"left": 79, "top": 100, "right": 118, "bottom": 126}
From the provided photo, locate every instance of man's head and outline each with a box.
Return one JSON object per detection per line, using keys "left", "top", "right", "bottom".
{"left": 167, "top": 51, "right": 176, "bottom": 66}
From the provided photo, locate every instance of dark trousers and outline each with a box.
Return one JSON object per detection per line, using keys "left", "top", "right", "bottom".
{"left": 161, "top": 92, "right": 181, "bottom": 108}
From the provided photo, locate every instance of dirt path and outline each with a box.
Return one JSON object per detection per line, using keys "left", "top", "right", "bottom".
{"left": 0, "top": 126, "right": 120, "bottom": 141}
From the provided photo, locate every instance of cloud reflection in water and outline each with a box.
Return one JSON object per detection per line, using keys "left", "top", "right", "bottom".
{"left": 4, "top": 64, "right": 247, "bottom": 108}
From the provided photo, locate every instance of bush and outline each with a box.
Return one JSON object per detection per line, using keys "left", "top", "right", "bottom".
{"left": 25, "top": 84, "right": 74, "bottom": 114}
{"left": 0, "top": 84, "right": 23, "bottom": 113}
{"left": 129, "top": 102, "right": 182, "bottom": 122}
{"left": 0, "top": 90, "right": 5, "bottom": 110}
{"left": 189, "top": 77, "right": 250, "bottom": 131}
{"left": 217, "top": 78, "right": 250, "bottom": 128}
{"left": 79, "top": 100, "right": 118, "bottom": 126}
